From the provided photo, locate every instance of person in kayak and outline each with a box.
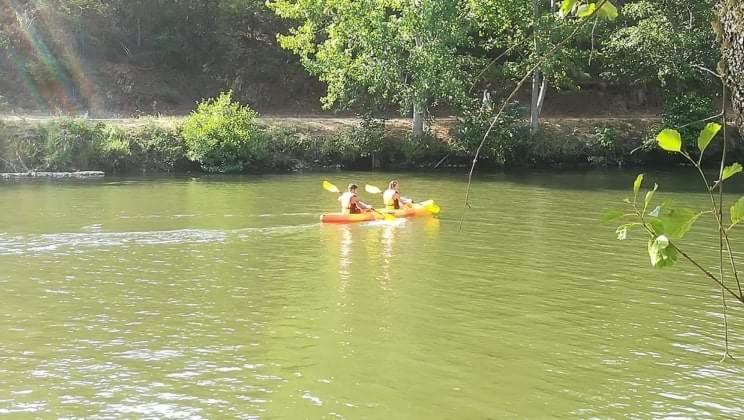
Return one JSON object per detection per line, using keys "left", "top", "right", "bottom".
{"left": 383, "top": 180, "right": 413, "bottom": 210}
{"left": 340, "top": 184, "right": 372, "bottom": 214}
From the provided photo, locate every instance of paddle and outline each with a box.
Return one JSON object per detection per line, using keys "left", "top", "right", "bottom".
{"left": 365, "top": 184, "right": 440, "bottom": 214}
{"left": 323, "top": 181, "right": 395, "bottom": 221}
{"left": 364, "top": 184, "right": 384, "bottom": 194}
{"left": 322, "top": 180, "right": 341, "bottom": 194}
{"left": 365, "top": 183, "right": 417, "bottom": 205}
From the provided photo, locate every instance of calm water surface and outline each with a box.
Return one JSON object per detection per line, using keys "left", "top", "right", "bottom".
{"left": 1, "top": 171, "right": 744, "bottom": 418}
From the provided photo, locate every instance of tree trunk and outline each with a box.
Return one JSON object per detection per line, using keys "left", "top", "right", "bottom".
{"left": 530, "top": 0, "right": 552, "bottom": 133}
{"left": 412, "top": 102, "right": 425, "bottom": 138}
{"left": 530, "top": 74, "right": 540, "bottom": 132}
{"left": 412, "top": 32, "right": 425, "bottom": 138}
{"left": 530, "top": 0, "right": 540, "bottom": 133}
{"left": 531, "top": 72, "right": 549, "bottom": 133}
{"left": 536, "top": 75, "right": 548, "bottom": 118}
{"left": 716, "top": 1, "right": 744, "bottom": 136}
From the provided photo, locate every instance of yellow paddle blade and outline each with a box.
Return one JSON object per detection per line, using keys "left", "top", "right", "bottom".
{"left": 365, "top": 184, "right": 383, "bottom": 194}
{"left": 382, "top": 212, "right": 396, "bottom": 221}
{"left": 424, "top": 202, "right": 441, "bottom": 215}
{"left": 322, "top": 180, "right": 340, "bottom": 193}
{"left": 371, "top": 208, "right": 396, "bottom": 221}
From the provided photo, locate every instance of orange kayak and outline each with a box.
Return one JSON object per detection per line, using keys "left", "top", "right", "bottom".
{"left": 320, "top": 200, "right": 440, "bottom": 223}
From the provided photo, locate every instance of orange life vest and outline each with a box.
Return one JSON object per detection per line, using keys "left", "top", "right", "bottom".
{"left": 340, "top": 192, "right": 362, "bottom": 214}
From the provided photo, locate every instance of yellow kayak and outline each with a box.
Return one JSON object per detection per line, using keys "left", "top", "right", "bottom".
{"left": 320, "top": 200, "right": 441, "bottom": 223}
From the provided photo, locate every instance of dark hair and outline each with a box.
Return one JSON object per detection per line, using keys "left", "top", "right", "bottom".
{"left": 348, "top": 183, "right": 358, "bottom": 191}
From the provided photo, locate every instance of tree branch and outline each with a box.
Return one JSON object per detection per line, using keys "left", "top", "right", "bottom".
{"left": 460, "top": 1, "right": 608, "bottom": 230}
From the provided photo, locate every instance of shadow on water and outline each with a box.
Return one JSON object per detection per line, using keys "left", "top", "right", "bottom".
{"left": 5, "top": 167, "right": 744, "bottom": 194}
{"left": 468, "top": 168, "right": 744, "bottom": 194}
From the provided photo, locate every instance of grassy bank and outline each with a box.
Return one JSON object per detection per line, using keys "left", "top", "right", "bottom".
{"left": 0, "top": 114, "right": 738, "bottom": 175}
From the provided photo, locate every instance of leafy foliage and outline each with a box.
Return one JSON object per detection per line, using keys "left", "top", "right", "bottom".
{"left": 451, "top": 102, "right": 530, "bottom": 165}
{"left": 721, "top": 163, "right": 742, "bottom": 181}
{"left": 730, "top": 197, "right": 744, "bottom": 226}
{"left": 127, "top": 122, "right": 186, "bottom": 173}
{"left": 610, "top": 122, "right": 734, "bottom": 270}
{"left": 43, "top": 119, "right": 106, "bottom": 171}
{"left": 181, "top": 91, "right": 264, "bottom": 173}
{"left": 656, "top": 129, "right": 682, "bottom": 153}
{"left": 268, "top": 0, "right": 472, "bottom": 115}
{"left": 662, "top": 93, "right": 718, "bottom": 147}
{"left": 698, "top": 123, "right": 722, "bottom": 154}
{"left": 647, "top": 235, "right": 678, "bottom": 268}
{"left": 599, "top": 0, "right": 717, "bottom": 88}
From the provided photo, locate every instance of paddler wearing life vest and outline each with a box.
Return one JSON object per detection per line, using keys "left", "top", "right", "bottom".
{"left": 383, "top": 180, "right": 413, "bottom": 210}
{"left": 339, "top": 183, "right": 372, "bottom": 214}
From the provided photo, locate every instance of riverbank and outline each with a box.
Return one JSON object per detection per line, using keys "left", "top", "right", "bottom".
{"left": 0, "top": 114, "right": 737, "bottom": 175}
{"left": 0, "top": 171, "right": 104, "bottom": 179}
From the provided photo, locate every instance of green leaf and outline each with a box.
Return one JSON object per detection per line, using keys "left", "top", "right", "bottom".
{"left": 633, "top": 173, "right": 644, "bottom": 196}
{"left": 596, "top": 1, "right": 618, "bottom": 21}
{"left": 560, "top": 0, "right": 578, "bottom": 17}
{"left": 730, "top": 197, "right": 744, "bottom": 225}
{"left": 721, "top": 163, "right": 742, "bottom": 181}
{"left": 655, "top": 207, "right": 704, "bottom": 240}
{"left": 616, "top": 224, "right": 630, "bottom": 240}
{"left": 577, "top": 3, "right": 597, "bottom": 18}
{"left": 648, "top": 206, "right": 662, "bottom": 217}
{"left": 648, "top": 219, "right": 665, "bottom": 236}
{"left": 697, "top": 122, "right": 722, "bottom": 154}
{"left": 602, "top": 210, "right": 624, "bottom": 223}
{"left": 656, "top": 129, "right": 682, "bottom": 152}
{"left": 644, "top": 183, "right": 658, "bottom": 210}
{"left": 648, "top": 235, "right": 678, "bottom": 268}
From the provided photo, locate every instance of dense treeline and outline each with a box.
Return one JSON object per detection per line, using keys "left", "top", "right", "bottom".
{"left": 0, "top": 0, "right": 320, "bottom": 113}
{"left": 5, "top": 115, "right": 741, "bottom": 174}
{"left": 2, "top": 0, "right": 744, "bottom": 173}
{"left": 0, "top": 1, "right": 721, "bottom": 118}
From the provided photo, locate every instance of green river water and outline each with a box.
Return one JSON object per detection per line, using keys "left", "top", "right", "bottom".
{"left": 2, "top": 171, "right": 744, "bottom": 418}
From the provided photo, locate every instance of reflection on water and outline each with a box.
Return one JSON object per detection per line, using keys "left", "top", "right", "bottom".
{"left": 1, "top": 173, "right": 744, "bottom": 418}
{"left": 339, "top": 224, "right": 352, "bottom": 290}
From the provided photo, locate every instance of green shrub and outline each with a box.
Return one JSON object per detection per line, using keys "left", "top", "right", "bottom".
{"left": 260, "top": 126, "right": 312, "bottom": 169}
{"left": 330, "top": 116, "right": 386, "bottom": 165}
{"left": 451, "top": 102, "right": 530, "bottom": 166}
{"left": 662, "top": 93, "right": 717, "bottom": 149}
{"left": 97, "top": 125, "right": 131, "bottom": 172}
{"left": 396, "top": 132, "right": 456, "bottom": 166}
{"left": 127, "top": 122, "right": 186, "bottom": 173}
{"left": 0, "top": 123, "right": 47, "bottom": 172}
{"left": 587, "top": 126, "right": 621, "bottom": 166}
{"left": 43, "top": 119, "right": 104, "bottom": 171}
{"left": 181, "top": 91, "right": 264, "bottom": 173}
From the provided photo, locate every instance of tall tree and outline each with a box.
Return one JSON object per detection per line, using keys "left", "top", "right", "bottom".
{"left": 530, "top": 0, "right": 555, "bottom": 133}
{"left": 716, "top": 0, "right": 744, "bottom": 135}
{"left": 601, "top": 0, "right": 718, "bottom": 92}
{"left": 268, "top": 0, "right": 472, "bottom": 137}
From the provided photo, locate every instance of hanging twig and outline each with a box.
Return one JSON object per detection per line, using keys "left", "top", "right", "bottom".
{"left": 460, "top": 1, "right": 608, "bottom": 230}
{"left": 589, "top": 16, "right": 599, "bottom": 66}
{"left": 469, "top": 37, "right": 532, "bottom": 94}
{"left": 469, "top": 15, "right": 562, "bottom": 94}
{"left": 718, "top": 78, "right": 735, "bottom": 360}
{"left": 634, "top": 206, "right": 744, "bottom": 305}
